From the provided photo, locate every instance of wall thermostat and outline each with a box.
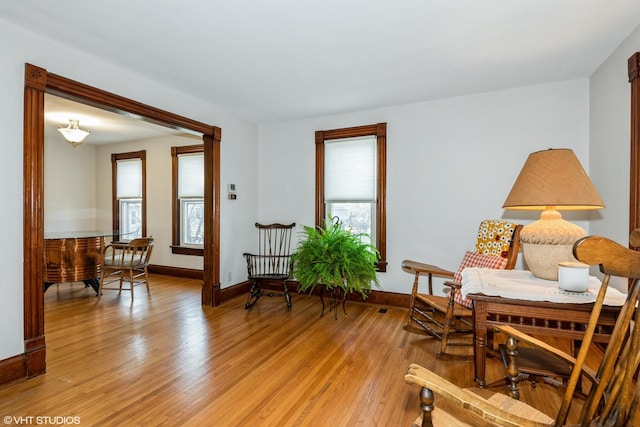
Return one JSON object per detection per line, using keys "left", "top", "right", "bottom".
{"left": 228, "top": 183, "right": 237, "bottom": 200}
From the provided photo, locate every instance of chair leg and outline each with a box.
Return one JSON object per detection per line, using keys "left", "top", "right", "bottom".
{"left": 245, "top": 280, "right": 291, "bottom": 309}
{"left": 284, "top": 281, "right": 292, "bottom": 309}
{"left": 404, "top": 302, "right": 417, "bottom": 330}
{"left": 437, "top": 295, "right": 456, "bottom": 357}
{"left": 144, "top": 266, "right": 150, "bottom": 292}
{"left": 504, "top": 336, "right": 521, "bottom": 400}
{"left": 404, "top": 272, "right": 420, "bottom": 330}
{"left": 438, "top": 319, "right": 451, "bottom": 357}
{"left": 130, "top": 269, "right": 134, "bottom": 298}
{"left": 245, "top": 281, "right": 262, "bottom": 309}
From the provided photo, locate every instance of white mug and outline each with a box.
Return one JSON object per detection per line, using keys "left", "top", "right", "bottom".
{"left": 557, "top": 261, "right": 590, "bottom": 292}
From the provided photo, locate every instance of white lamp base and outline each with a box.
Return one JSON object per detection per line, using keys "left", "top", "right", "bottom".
{"left": 521, "top": 242, "right": 579, "bottom": 280}
{"left": 519, "top": 210, "right": 585, "bottom": 281}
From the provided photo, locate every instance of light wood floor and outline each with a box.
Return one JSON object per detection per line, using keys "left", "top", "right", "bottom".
{"left": 0, "top": 275, "right": 611, "bottom": 426}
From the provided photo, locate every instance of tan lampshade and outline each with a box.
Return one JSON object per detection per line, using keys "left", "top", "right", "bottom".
{"left": 503, "top": 148, "right": 604, "bottom": 280}
{"left": 502, "top": 148, "right": 605, "bottom": 211}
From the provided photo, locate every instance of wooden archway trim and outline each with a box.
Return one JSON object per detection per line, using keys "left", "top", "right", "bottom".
{"left": 629, "top": 53, "right": 640, "bottom": 237}
{"left": 45, "top": 70, "right": 215, "bottom": 135}
{"left": 23, "top": 65, "right": 47, "bottom": 379}
{"left": 21, "top": 63, "right": 221, "bottom": 380}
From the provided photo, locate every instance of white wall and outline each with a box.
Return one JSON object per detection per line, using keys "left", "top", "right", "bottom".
{"left": 590, "top": 25, "right": 640, "bottom": 243}
{"left": 588, "top": 24, "right": 640, "bottom": 291}
{"left": 0, "top": 18, "right": 259, "bottom": 361}
{"left": 259, "top": 79, "right": 591, "bottom": 295}
{"left": 44, "top": 135, "right": 98, "bottom": 232}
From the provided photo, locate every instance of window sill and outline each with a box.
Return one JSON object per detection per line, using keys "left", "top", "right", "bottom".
{"left": 171, "top": 245, "right": 204, "bottom": 256}
{"left": 376, "top": 260, "right": 388, "bottom": 273}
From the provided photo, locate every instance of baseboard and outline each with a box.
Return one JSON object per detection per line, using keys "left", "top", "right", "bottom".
{"left": 221, "top": 280, "right": 253, "bottom": 301}
{"left": 234, "top": 280, "right": 410, "bottom": 308}
{"left": 147, "top": 268, "right": 410, "bottom": 308}
{"left": 358, "top": 289, "right": 411, "bottom": 308}
{"left": 148, "top": 264, "right": 203, "bottom": 279}
{"left": 0, "top": 354, "right": 27, "bottom": 387}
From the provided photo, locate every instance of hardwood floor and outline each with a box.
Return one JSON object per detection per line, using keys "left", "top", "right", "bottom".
{"left": 0, "top": 275, "right": 617, "bottom": 426}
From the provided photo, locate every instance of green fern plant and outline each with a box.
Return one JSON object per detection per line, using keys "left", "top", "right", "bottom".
{"left": 291, "top": 215, "right": 380, "bottom": 299}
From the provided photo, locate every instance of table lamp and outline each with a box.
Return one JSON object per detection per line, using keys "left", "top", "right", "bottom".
{"left": 502, "top": 148, "right": 605, "bottom": 280}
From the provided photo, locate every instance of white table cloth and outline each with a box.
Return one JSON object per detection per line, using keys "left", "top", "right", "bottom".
{"left": 461, "top": 268, "right": 626, "bottom": 306}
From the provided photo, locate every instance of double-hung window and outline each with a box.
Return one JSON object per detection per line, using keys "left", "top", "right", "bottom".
{"left": 324, "top": 136, "right": 377, "bottom": 245}
{"left": 315, "top": 123, "right": 387, "bottom": 271}
{"left": 112, "top": 151, "right": 146, "bottom": 240}
{"left": 172, "top": 145, "right": 204, "bottom": 255}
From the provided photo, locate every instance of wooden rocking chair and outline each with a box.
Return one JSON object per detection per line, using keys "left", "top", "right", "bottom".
{"left": 402, "top": 219, "right": 522, "bottom": 357}
{"left": 243, "top": 222, "right": 295, "bottom": 309}
{"left": 404, "top": 233, "right": 640, "bottom": 426}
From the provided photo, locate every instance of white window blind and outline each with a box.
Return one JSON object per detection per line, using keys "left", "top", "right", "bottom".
{"left": 116, "top": 159, "right": 142, "bottom": 198}
{"left": 324, "top": 136, "right": 376, "bottom": 201}
{"left": 178, "top": 153, "right": 204, "bottom": 197}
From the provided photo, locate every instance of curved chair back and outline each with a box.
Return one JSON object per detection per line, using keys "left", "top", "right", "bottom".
{"left": 569, "top": 235, "right": 640, "bottom": 425}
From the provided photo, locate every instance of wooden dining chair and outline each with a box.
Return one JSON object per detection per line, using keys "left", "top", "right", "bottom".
{"left": 402, "top": 219, "right": 522, "bottom": 357}
{"left": 404, "top": 233, "right": 640, "bottom": 426}
{"left": 99, "top": 236, "right": 154, "bottom": 299}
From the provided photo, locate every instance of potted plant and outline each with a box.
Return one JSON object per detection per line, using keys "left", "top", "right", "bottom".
{"left": 291, "top": 215, "right": 381, "bottom": 317}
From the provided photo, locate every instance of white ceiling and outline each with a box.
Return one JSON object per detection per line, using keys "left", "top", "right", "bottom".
{"left": 4, "top": 1, "right": 640, "bottom": 124}
{"left": 45, "top": 94, "right": 188, "bottom": 145}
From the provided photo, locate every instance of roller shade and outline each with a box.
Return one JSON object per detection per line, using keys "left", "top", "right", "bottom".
{"left": 116, "top": 159, "right": 142, "bottom": 198}
{"left": 324, "top": 136, "right": 376, "bottom": 201}
{"left": 178, "top": 153, "right": 204, "bottom": 197}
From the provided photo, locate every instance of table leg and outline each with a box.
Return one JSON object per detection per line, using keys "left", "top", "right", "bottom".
{"left": 473, "top": 301, "right": 488, "bottom": 387}
{"left": 83, "top": 278, "right": 100, "bottom": 296}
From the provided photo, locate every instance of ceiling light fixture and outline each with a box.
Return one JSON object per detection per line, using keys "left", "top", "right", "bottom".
{"left": 58, "top": 119, "right": 90, "bottom": 146}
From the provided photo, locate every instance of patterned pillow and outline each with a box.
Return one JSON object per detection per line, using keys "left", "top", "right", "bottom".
{"left": 451, "top": 251, "right": 508, "bottom": 308}
{"left": 475, "top": 219, "right": 517, "bottom": 259}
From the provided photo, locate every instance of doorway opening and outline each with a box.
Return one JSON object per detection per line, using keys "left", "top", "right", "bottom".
{"left": 22, "top": 63, "right": 221, "bottom": 379}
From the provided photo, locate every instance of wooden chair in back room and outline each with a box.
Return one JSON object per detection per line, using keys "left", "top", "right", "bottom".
{"left": 99, "top": 236, "right": 154, "bottom": 299}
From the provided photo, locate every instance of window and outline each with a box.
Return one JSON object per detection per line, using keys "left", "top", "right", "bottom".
{"left": 111, "top": 151, "right": 146, "bottom": 240}
{"left": 324, "top": 136, "right": 377, "bottom": 245}
{"left": 315, "top": 123, "right": 387, "bottom": 271}
{"left": 120, "top": 199, "right": 142, "bottom": 237}
{"left": 172, "top": 145, "right": 204, "bottom": 255}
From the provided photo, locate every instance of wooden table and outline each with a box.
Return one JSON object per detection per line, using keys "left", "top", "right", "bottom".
{"left": 43, "top": 231, "right": 121, "bottom": 294}
{"left": 468, "top": 294, "right": 620, "bottom": 387}
{"left": 464, "top": 269, "right": 624, "bottom": 388}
